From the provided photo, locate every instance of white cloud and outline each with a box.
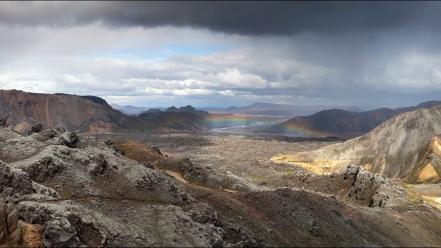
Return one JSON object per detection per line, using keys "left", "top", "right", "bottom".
{"left": 361, "top": 52, "right": 441, "bottom": 92}
{"left": 220, "top": 90, "right": 234, "bottom": 96}
{"left": 1, "top": 22, "right": 441, "bottom": 107}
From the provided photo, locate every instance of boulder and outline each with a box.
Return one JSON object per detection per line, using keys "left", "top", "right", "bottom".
{"left": 344, "top": 165, "right": 391, "bottom": 207}
{"left": 0, "top": 118, "right": 7, "bottom": 127}
{"left": 35, "top": 129, "right": 58, "bottom": 141}
{"left": 89, "top": 154, "right": 108, "bottom": 176}
{"left": 23, "top": 157, "right": 64, "bottom": 183}
{"left": 59, "top": 131, "right": 79, "bottom": 148}
{"left": 55, "top": 125, "right": 66, "bottom": 133}
{"left": 27, "top": 124, "right": 43, "bottom": 135}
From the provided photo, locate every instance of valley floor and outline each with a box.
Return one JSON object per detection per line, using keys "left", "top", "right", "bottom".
{"left": 87, "top": 132, "right": 441, "bottom": 246}
{"left": 93, "top": 133, "right": 335, "bottom": 189}
{"left": 93, "top": 133, "right": 441, "bottom": 208}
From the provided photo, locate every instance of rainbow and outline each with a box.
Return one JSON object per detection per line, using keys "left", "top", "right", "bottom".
{"left": 204, "top": 114, "right": 280, "bottom": 129}
{"left": 280, "top": 122, "right": 332, "bottom": 137}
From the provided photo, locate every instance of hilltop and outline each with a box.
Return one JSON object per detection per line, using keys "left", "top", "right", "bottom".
{"left": 271, "top": 104, "right": 441, "bottom": 183}
{"left": 263, "top": 100, "right": 441, "bottom": 138}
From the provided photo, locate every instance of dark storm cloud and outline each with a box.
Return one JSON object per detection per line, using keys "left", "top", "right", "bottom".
{"left": 2, "top": 1, "right": 441, "bottom": 108}
{"left": 0, "top": 1, "right": 439, "bottom": 35}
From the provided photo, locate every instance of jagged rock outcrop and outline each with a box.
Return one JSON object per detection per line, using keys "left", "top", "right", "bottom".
{"left": 59, "top": 131, "right": 79, "bottom": 148}
{"left": 342, "top": 165, "right": 405, "bottom": 207}
{"left": 0, "top": 127, "right": 226, "bottom": 247}
{"left": 27, "top": 123, "right": 43, "bottom": 136}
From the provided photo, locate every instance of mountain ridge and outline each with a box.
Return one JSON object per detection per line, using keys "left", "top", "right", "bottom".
{"left": 263, "top": 100, "right": 441, "bottom": 138}
{"left": 271, "top": 104, "right": 441, "bottom": 183}
{"left": 0, "top": 90, "right": 207, "bottom": 134}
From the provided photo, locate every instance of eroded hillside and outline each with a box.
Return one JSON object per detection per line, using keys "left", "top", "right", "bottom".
{"left": 263, "top": 101, "right": 441, "bottom": 138}
{"left": 272, "top": 105, "right": 441, "bottom": 183}
{"left": 0, "top": 90, "right": 206, "bottom": 134}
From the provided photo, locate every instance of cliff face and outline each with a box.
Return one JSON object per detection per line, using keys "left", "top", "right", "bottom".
{"left": 0, "top": 90, "right": 124, "bottom": 133}
{"left": 0, "top": 90, "right": 206, "bottom": 134}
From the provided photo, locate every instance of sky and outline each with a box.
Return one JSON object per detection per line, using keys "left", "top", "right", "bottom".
{"left": 1, "top": 1, "right": 441, "bottom": 108}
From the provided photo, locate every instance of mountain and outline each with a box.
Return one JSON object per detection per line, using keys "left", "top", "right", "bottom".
{"left": 164, "top": 105, "right": 209, "bottom": 116}
{"left": 0, "top": 90, "right": 206, "bottom": 134}
{"left": 135, "top": 105, "right": 209, "bottom": 132}
{"left": 263, "top": 100, "right": 441, "bottom": 138}
{"left": 142, "top": 108, "right": 162, "bottom": 114}
{"left": 0, "top": 90, "right": 132, "bottom": 133}
{"left": 272, "top": 104, "right": 441, "bottom": 183}
{"left": 207, "top": 102, "right": 365, "bottom": 117}
{"left": 138, "top": 111, "right": 207, "bottom": 133}
{"left": 210, "top": 102, "right": 327, "bottom": 117}
{"left": 110, "top": 104, "right": 151, "bottom": 115}
{"left": 0, "top": 92, "right": 440, "bottom": 246}
{"left": 226, "top": 105, "right": 238, "bottom": 111}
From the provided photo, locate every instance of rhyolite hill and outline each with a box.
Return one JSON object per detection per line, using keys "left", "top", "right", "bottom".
{"left": 0, "top": 90, "right": 207, "bottom": 134}
{"left": 264, "top": 101, "right": 441, "bottom": 138}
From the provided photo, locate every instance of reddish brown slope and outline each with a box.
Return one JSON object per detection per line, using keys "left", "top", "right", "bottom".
{"left": 0, "top": 90, "right": 129, "bottom": 133}
{"left": 0, "top": 90, "right": 207, "bottom": 134}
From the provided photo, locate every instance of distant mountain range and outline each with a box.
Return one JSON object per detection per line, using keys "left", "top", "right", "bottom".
{"left": 113, "top": 101, "right": 365, "bottom": 118}
{"left": 3, "top": 90, "right": 441, "bottom": 140}
{"left": 163, "top": 105, "right": 209, "bottom": 116}
{"left": 0, "top": 90, "right": 208, "bottom": 134}
{"left": 262, "top": 100, "right": 441, "bottom": 138}
{"left": 205, "top": 102, "right": 364, "bottom": 117}
{"left": 112, "top": 104, "right": 211, "bottom": 116}
{"left": 110, "top": 104, "right": 152, "bottom": 115}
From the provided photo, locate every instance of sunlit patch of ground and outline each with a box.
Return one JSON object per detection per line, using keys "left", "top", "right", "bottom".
{"left": 432, "top": 136, "right": 441, "bottom": 154}
{"left": 416, "top": 164, "right": 439, "bottom": 183}
{"left": 405, "top": 184, "right": 441, "bottom": 210}
{"left": 163, "top": 169, "right": 189, "bottom": 183}
{"left": 421, "top": 196, "right": 441, "bottom": 211}
{"left": 270, "top": 154, "right": 350, "bottom": 175}
{"left": 415, "top": 136, "right": 441, "bottom": 183}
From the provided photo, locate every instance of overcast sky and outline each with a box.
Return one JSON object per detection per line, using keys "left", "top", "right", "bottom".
{"left": 1, "top": 1, "right": 441, "bottom": 108}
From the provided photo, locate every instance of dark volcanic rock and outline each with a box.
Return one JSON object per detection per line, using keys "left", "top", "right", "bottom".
{"left": 27, "top": 123, "right": 43, "bottom": 135}
{"left": 35, "top": 129, "right": 57, "bottom": 141}
{"left": 0, "top": 118, "right": 7, "bottom": 127}
{"left": 24, "top": 157, "right": 64, "bottom": 183}
{"left": 89, "top": 154, "right": 108, "bottom": 177}
{"left": 55, "top": 125, "right": 66, "bottom": 133}
{"left": 343, "top": 165, "right": 391, "bottom": 207}
{"left": 10, "top": 170, "right": 34, "bottom": 195}
{"left": 59, "top": 131, "right": 79, "bottom": 148}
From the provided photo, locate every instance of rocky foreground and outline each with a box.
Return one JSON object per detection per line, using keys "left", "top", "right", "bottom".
{"left": 0, "top": 127, "right": 441, "bottom": 247}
